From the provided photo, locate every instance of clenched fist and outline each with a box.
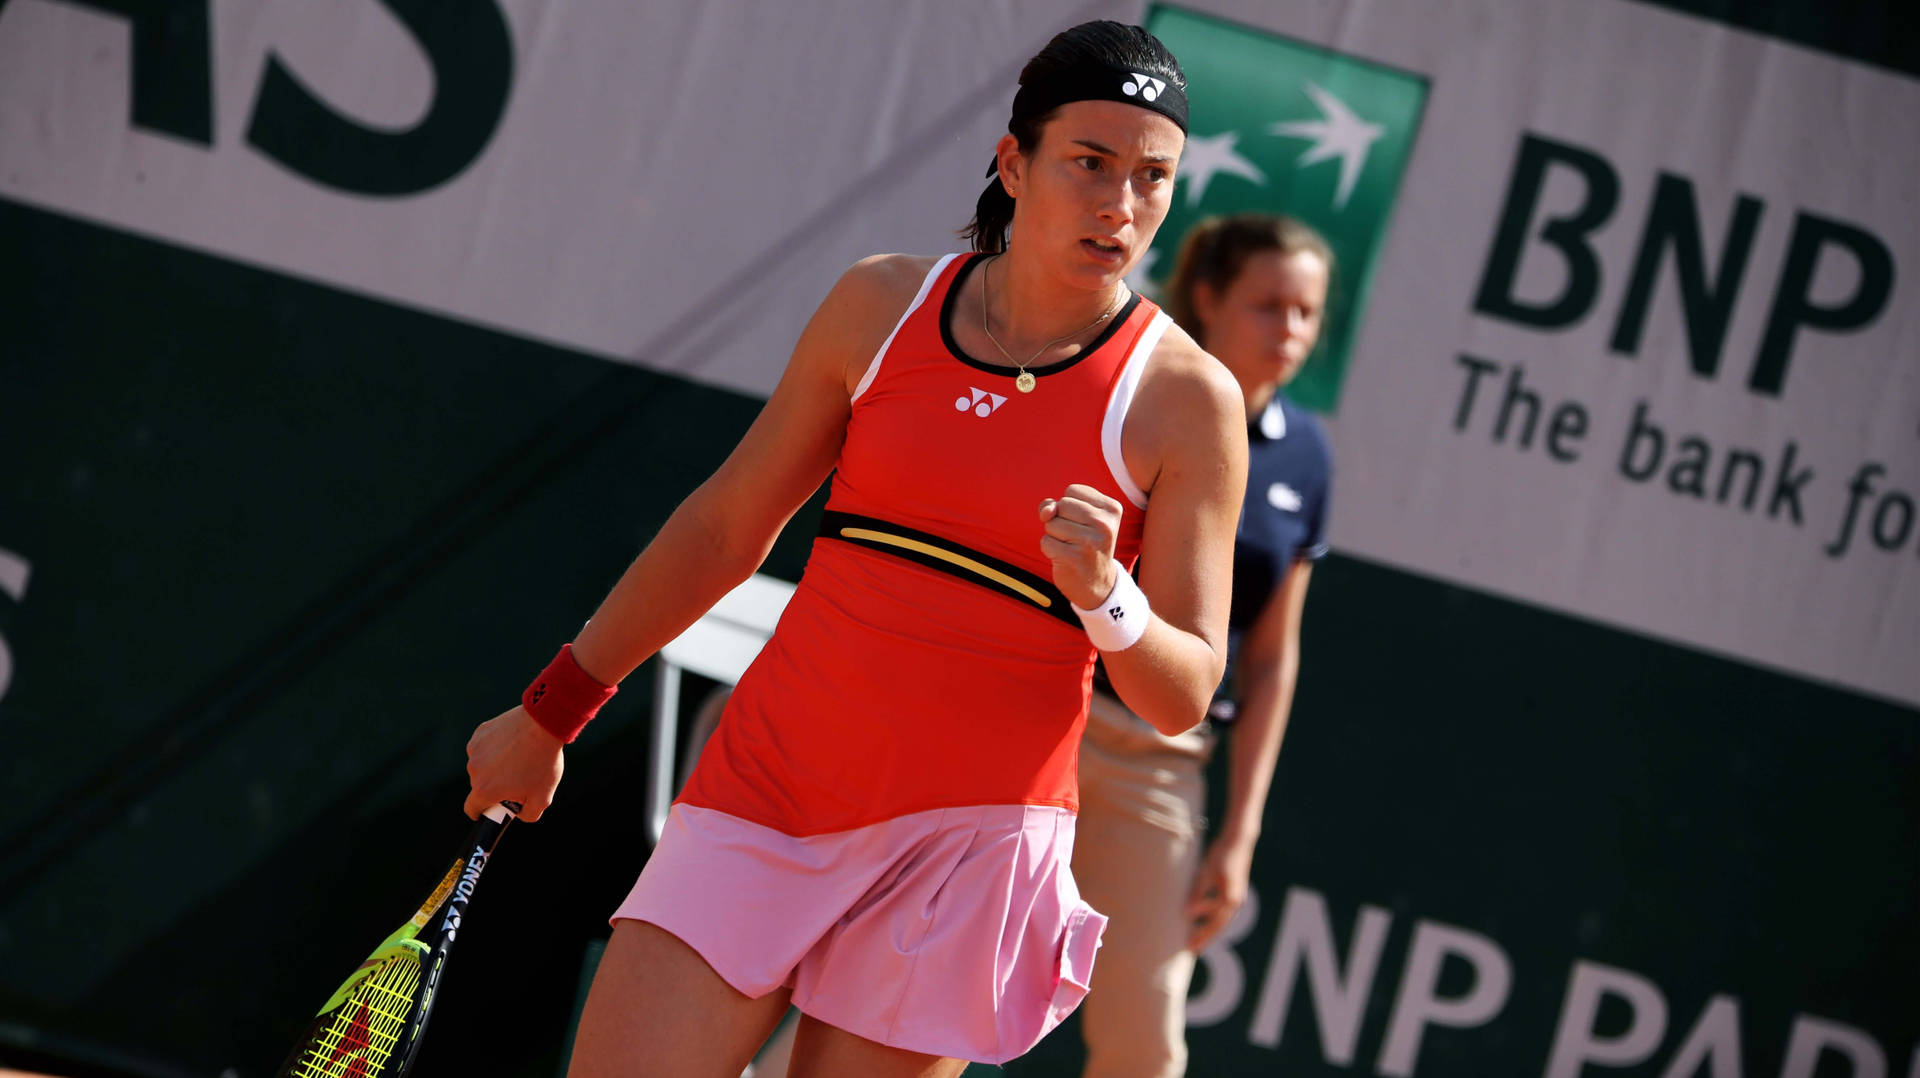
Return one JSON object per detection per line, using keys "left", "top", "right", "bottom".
{"left": 1038, "top": 483, "right": 1123, "bottom": 610}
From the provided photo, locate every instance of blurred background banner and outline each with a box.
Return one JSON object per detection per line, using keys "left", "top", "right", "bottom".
{"left": 1, "top": 1, "right": 1913, "bottom": 1076}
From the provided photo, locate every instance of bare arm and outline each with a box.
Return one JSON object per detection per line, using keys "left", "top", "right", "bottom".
{"left": 567, "top": 271, "right": 883, "bottom": 684}
{"left": 1187, "top": 557, "right": 1313, "bottom": 950}
{"left": 1218, "top": 558, "right": 1312, "bottom": 844}
{"left": 1050, "top": 333, "right": 1247, "bottom": 737}
{"left": 463, "top": 256, "right": 926, "bottom": 819}
{"left": 1099, "top": 336, "right": 1246, "bottom": 736}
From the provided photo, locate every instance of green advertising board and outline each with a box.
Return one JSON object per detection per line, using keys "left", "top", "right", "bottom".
{"left": 1132, "top": 6, "right": 1428, "bottom": 415}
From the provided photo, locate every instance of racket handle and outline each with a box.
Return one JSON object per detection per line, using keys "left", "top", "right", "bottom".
{"left": 485, "top": 801, "right": 521, "bottom": 824}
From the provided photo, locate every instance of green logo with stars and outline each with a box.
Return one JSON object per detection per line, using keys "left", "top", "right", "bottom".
{"left": 1135, "top": 6, "right": 1430, "bottom": 414}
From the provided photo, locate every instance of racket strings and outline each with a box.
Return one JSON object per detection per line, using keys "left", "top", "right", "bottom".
{"left": 291, "top": 953, "right": 421, "bottom": 1077}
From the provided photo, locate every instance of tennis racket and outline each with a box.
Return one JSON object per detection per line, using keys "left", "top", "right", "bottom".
{"left": 273, "top": 801, "right": 520, "bottom": 1077}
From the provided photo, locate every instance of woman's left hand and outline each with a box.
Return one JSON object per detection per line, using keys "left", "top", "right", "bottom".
{"left": 1038, "top": 483, "right": 1123, "bottom": 610}
{"left": 1186, "top": 834, "right": 1256, "bottom": 951}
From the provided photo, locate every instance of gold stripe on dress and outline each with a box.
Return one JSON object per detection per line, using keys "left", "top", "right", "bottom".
{"left": 838, "top": 527, "right": 1053, "bottom": 608}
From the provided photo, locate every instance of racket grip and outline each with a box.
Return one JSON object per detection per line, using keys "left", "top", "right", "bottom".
{"left": 485, "top": 802, "right": 521, "bottom": 824}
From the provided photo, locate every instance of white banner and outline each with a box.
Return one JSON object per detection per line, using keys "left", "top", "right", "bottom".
{"left": 1232, "top": 0, "right": 1920, "bottom": 708}
{"left": 2, "top": 0, "right": 1913, "bottom": 705}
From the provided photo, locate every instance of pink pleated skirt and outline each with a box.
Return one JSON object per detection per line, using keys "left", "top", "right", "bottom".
{"left": 611, "top": 801, "right": 1106, "bottom": 1064}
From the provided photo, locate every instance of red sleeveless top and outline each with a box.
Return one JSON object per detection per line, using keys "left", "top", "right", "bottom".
{"left": 678, "top": 253, "right": 1172, "bottom": 835}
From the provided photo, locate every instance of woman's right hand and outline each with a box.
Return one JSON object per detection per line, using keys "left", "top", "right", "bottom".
{"left": 464, "top": 705, "right": 565, "bottom": 821}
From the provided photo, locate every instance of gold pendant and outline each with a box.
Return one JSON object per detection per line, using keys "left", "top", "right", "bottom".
{"left": 1015, "top": 370, "right": 1037, "bottom": 394}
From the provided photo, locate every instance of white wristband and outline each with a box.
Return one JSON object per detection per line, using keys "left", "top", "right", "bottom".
{"left": 1071, "top": 561, "right": 1151, "bottom": 652}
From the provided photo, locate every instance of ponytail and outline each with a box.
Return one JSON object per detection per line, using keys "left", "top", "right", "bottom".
{"left": 962, "top": 158, "right": 1015, "bottom": 254}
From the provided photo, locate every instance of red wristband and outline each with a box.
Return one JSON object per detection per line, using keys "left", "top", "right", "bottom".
{"left": 521, "top": 644, "right": 616, "bottom": 744}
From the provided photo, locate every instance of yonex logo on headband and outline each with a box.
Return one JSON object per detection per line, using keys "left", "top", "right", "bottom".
{"left": 1009, "top": 63, "right": 1188, "bottom": 134}
{"left": 1121, "top": 72, "right": 1167, "bottom": 101}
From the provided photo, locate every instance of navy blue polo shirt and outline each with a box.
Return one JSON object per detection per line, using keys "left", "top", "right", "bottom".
{"left": 1230, "top": 394, "right": 1332, "bottom": 631}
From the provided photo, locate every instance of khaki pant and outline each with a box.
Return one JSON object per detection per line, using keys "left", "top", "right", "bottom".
{"left": 1072, "top": 692, "right": 1214, "bottom": 1078}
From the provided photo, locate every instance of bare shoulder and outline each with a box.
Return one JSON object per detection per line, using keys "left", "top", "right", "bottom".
{"left": 1133, "top": 319, "right": 1245, "bottom": 453}
{"left": 805, "top": 254, "right": 948, "bottom": 389}
{"left": 1118, "top": 318, "right": 1246, "bottom": 497}
{"left": 837, "top": 253, "right": 943, "bottom": 312}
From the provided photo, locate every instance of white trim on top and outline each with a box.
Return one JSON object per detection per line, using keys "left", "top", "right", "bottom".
{"left": 850, "top": 253, "right": 959, "bottom": 403}
{"left": 1100, "top": 309, "right": 1171, "bottom": 510}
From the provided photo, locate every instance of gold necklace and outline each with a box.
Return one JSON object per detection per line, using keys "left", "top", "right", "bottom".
{"left": 981, "top": 255, "right": 1126, "bottom": 393}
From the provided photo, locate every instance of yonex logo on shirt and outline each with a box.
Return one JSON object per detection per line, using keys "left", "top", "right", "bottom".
{"left": 955, "top": 387, "right": 1008, "bottom": 417}
{"left": 1121, "top": 72, "right": 1167, "bottom": 101}
{"left": 1268, "top": 482, "right": 1303, "bottom": 512}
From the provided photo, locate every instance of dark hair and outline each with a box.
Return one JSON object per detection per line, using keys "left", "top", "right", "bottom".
{"left": 960, "top": 21, "right": 1187, "bottom": 254}
{"left": 1165, "top": 214, "right": 1335, "bottom": 344}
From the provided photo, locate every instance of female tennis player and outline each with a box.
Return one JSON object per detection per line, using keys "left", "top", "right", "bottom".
{"left": 1069, "top": 214, "right": 1334, "bottom": 1078}
{"left": 464, "top": 21, "right": 1246, "bottom": 1078}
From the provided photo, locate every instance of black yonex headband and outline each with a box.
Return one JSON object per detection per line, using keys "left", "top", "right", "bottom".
{"left": 1010, "top": 62, "right": 1189, "bottom": 138}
